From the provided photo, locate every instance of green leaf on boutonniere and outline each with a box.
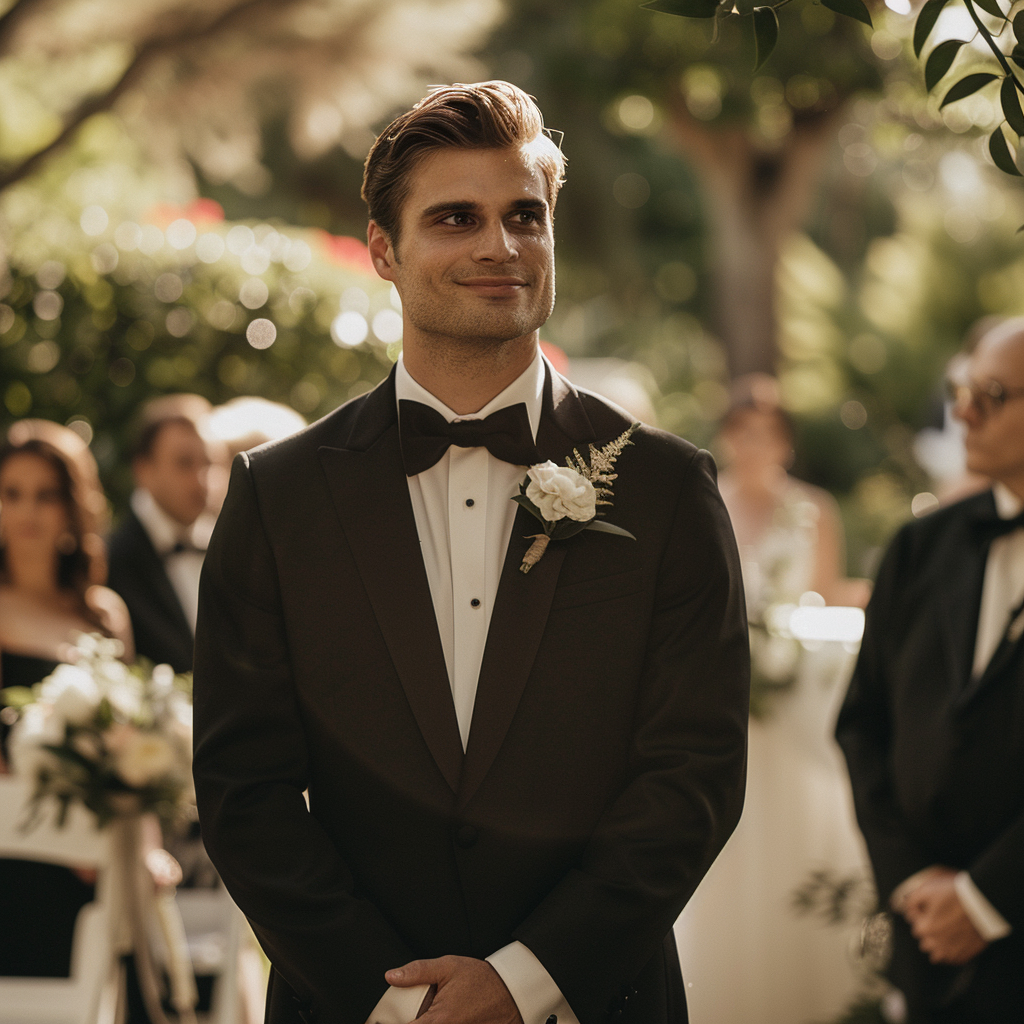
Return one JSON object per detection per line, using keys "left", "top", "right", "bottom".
{"left": 585, "top": 520, "right": 637, "bottom": 539}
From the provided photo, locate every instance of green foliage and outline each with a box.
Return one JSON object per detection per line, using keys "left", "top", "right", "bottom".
{"left": 990, "top": 124, "right": 1023, "bottom": 175}
{"left": 924, "top": 39, "right": 966, "bottom": 92}
{"left": 914, "top": 0, "right": 952, "bottom": 57}
{"left": 1001, "top": 75, "right": 1024, "bottom": 136}
{"left": 820, "top": 0, "right": 873, "bottom": 29}
{"left": 941, "top": 72, "right": 1000, "bottom": 107}
{"left": 752, "top": 7, "right": 780, "bottom": 71}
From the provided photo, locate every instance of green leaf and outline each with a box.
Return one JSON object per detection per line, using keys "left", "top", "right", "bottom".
{"left": 989, "top": 125, "right": 1023, "bottom": 175}
{"left": 914, "top": 0, "right": 951, "bottom": 57}
{"left": 820, "top": 0, "right": 872, "bottom": 28}
{"left": 0, "top": 685, "right": 36, "bottom": 710}
{"left": 1013, "top": 46, "right": 1024, "bottom": 71}
{"left": 925, "top": 39, "right": 966, "bottom": 92}
{"left": 970, "top": 0, "right": 1006, "bottom": 19}
{"left": 640, "top": 0, "right": 721, "bottom": 18}
{"left": 1014, "top": 11, "right": 1024, "bottom": 44}
{"left": 586, "top": 520, "right": 638, "bottom": 540}
{"left": 940, "top": 72, "right": 1000, "bottom": 107}
{"left": 752, "top": 6, "right": 779, "bottom": 71}
{"left": 1001, "top": 75, "right": 1024, "bottom": 136}
{"left": 512, "top": 493, "right": 544, "bottom": 522}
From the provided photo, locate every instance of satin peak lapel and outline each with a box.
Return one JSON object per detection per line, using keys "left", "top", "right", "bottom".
{"left": 316, "top": 378, "right": 463, "bottom": 793}
{"left": 458, "top": 370, "right": 599, "bottom": 809}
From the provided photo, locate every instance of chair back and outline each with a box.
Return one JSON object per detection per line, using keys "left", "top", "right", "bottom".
{"left": 0, "top": 777, "right": 116, "bottom": 1024}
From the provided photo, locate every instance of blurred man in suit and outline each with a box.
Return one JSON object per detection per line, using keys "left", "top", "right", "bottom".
{"left": 107, "top": 394, "right": 214, "bottom": 673}
{"left": 837, "top": 317, "right": 1024, "bottom": 1023}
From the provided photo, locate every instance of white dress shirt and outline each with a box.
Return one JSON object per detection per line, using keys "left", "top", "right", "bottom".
{"left": 366, "top": 353, "right": 580, "bottom": 1024}
{"left": 130, "top": 488, "right": 205, "bottom": 635}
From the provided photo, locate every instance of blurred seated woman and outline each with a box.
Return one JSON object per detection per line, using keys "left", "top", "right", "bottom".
{"left": 0, "top": 418, "right": 133, "bottom": 977}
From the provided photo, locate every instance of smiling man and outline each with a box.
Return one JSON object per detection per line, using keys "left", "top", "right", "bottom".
{"left": 838, "top": 318, "right": 1024, "bottom": 1023}
{"left": 193, "top": 82, "right": 748, "bottom": 1024}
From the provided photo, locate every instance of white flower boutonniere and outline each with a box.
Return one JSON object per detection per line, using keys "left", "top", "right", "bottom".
{"left": 514, "top": 423, "right": 639, "bottom": 573}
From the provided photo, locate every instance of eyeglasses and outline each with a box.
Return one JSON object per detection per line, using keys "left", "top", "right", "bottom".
{"left": 945, "top": 377, "right": 1024, "bottom": 420}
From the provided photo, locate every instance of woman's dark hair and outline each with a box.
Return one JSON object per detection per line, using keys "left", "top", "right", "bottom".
{"left": 0, "top": 419, "right": 109, "bottom": 600}
{"left": 719, "top": 373, "right": 796, "bottom": 445}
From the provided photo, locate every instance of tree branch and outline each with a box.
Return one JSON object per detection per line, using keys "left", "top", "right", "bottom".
{"left": 0, "top": 0, "right": 301, "bottom": 194}
{"left": 963, "top": 0, "right": 1024, "bottom": 95}
{"left": 0, "top": 0, "right": 54, "bottom": 56}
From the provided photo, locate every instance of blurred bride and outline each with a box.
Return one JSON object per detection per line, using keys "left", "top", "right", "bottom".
{"left": 675, "top": 376, "right": 874, "bottom": 1024}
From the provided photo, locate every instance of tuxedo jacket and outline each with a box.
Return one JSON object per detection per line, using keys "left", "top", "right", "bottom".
{"left": 106, "top": 509, "right": 195, "bottom": 673}
{"left": 192, "top": 366, "right": 749, "bottom": 1024}
{"left": 836, "top": 490, "right": 1024, "bottom": 1019}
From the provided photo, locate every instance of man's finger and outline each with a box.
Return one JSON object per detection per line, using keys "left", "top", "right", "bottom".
{"left": 387, "top": 959, "right": 442, "bottom": 987}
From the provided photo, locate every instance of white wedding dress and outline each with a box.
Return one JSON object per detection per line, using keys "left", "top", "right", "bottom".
{"left": 674, "top": 483, "right": 874, "bottom": 1024}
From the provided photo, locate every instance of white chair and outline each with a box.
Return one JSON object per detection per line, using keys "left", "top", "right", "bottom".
{"left": 0, "top": 776, "right": 117, "bottom": 1024}
{"left": 171, "top": 888, "right": 245, "bottom": 1024}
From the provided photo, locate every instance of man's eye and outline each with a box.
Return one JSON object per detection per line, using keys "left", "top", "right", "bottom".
{"left": 441, "top": 212, "right": 473, "bottom": 226}
{"left": 513, "top": 210, "right": 542, "bottom": 225}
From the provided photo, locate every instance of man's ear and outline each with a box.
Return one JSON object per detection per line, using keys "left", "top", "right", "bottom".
{"left": 367, "top": 221, "right": 397, "bottom": 282}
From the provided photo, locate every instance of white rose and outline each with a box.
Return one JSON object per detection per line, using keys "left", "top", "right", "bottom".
{"left": 8, "top": 703, "right": 65, "bottom": 779}
{"left": 525, "top": 461, "right": 596, "bottom": 523}
{"left": 39, "top": 663, "right": 101, "bottom": 726}
{"left": 105, "top": 679, "right": 143, "bottom": 722}
{"left": 114, "top": 730, "right": 178, "bottom": 787}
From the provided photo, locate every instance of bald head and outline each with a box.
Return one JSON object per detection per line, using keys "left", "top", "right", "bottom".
{"left": 953, "top": 317, "right": 1024, "bottom": 498}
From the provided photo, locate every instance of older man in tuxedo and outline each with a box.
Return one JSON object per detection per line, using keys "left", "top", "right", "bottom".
{"left": 837, "top": 318, "right": 1024, "bottom": 1023}
{"left": 192, "top": 82, "right": 748, "bottom": 1024}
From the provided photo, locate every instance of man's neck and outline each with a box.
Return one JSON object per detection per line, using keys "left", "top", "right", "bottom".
{"left": 401, "top": 334, "right": 538, "bottom": 415}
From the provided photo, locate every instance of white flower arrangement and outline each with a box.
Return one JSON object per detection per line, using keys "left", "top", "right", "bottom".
{"left": 515, "top": 424, "right": 639, "bottom": 572}
{"left": 1, "top": 633, "right": 193, "bottom": 827}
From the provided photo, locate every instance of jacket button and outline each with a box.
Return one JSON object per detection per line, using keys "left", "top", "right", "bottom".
{"left": 546, "top": 1016, "right": 558, "bottom": 1024}
{"left": 455, "top": 824, "right": 478, "bottom": 848}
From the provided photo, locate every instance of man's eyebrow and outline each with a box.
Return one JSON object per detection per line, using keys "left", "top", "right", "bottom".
{"left": 420, "top": 200, "right": 478, "bottom": 219}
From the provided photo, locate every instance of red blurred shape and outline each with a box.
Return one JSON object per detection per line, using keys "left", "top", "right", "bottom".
{"left": 540, "top": 340, "right": 569, "bottom": 375}
{"left": 320, "top": 232, "right": 375, "bottom": 274}
{"left": 143, "top": 199, "right": 225, "bottom": 227}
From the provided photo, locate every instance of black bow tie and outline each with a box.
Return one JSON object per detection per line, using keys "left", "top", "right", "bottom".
{"left": 166, "top": 539, "right": 205, "bottom": 558}
{"left": 399, "top": 399, "right": 538, "bottom": 476}
{"left": 972, "top": 505, "right": 1024, "bottom": 543}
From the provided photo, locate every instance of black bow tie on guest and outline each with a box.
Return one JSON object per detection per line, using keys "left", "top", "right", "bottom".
{"left": 399, "top": 399, "right": 538, "bottom": 476}
{"left": 166, "top": 539, "right": 205, "bottom": 558}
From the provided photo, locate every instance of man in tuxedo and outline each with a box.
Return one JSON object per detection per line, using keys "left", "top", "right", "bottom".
{"left": 193, "top": 81, "right": 748, "bottom": 1024}
{"left": 837, "top": 318, "right": 1024, "bottom": 1023}
{"left": 107, "top": 394, "right": 215, "bottom": 674}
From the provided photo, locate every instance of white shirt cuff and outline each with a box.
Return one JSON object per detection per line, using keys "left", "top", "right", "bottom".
{"left": 364, "top": 983, "right": 431, "bottom": 1024}
{"left": 486, "top": 941, "right": 580, "bottom": 1024}
{"left": 953, "top": 871, "right": 1012, "bottom": 942}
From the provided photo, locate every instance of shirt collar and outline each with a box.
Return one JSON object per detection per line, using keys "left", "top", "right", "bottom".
{"left": 395, "top": 350, "right": 546, "bottom": 442}
{"left": 130, "top": 488, "right": 197, "bottom": 556}
{"left": 993, "top": 482, "right": 1024, "bottom": 519}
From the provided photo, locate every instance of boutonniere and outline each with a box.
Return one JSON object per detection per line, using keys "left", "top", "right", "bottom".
{"left": 514, "top": 423, "right": 639, "bottom": 573}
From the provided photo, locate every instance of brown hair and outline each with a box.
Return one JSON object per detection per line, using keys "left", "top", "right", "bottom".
{"left": 362, "top": 80, "right": 566, "bottom": 248}
{"left": 0, "top": 420, "right": 110, "bottom": 601}
{"left": 130, "top": 393, "right": 212, "bottom": 462}
{"left": 720, "top": 373, "right": 796, "bottom": 444}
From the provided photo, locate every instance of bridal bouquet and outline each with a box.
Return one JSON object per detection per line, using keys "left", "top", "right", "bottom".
{"left": 1, "top": 633, "right": 193, "bottom": 827}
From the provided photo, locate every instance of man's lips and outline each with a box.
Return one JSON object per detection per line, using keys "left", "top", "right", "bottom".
{"left": 457, "top": 277, "right": 528, "bottom": 295}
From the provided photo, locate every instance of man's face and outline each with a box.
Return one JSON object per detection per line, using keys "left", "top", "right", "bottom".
{"left": 953, "top": 328, "right": 1024, "bottom": 493}
{"left": 134, "top": 421, "right": 211, "bottom": 528}
{"left": 369, "top": 145, "right": 555, "bottom": 350}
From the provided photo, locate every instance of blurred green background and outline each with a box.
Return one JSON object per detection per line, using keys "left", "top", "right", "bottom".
{"left": 2, "top": 0, "right": 1024, "bottom": 577}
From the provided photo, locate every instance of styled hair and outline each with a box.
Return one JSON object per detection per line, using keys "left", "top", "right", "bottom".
{"left": 0, "top": 419, "right": 110, "bottom": 599}
{"left": 362, "top": 80, "right": 566, "bottom": 247}
{"left": 130, "top": 393, "right": 212, "bottom": 462}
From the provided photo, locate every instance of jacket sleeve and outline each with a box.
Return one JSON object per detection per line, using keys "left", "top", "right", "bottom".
{"left": 970, "top": 809, "right": 1024, "bottom": 927}
{"left": 512, "top": 447, "right": 750, "bottom": 1023}
{"left": 834, "top": 526, "right": 931, "bottom": 904}
{"left": 192, "top": 455, "right": 414, "bottom": 1024}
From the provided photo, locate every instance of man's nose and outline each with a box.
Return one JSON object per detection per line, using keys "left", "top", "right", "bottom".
{"left": 473, "top": 221, "right": 517, "bottom": 262}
